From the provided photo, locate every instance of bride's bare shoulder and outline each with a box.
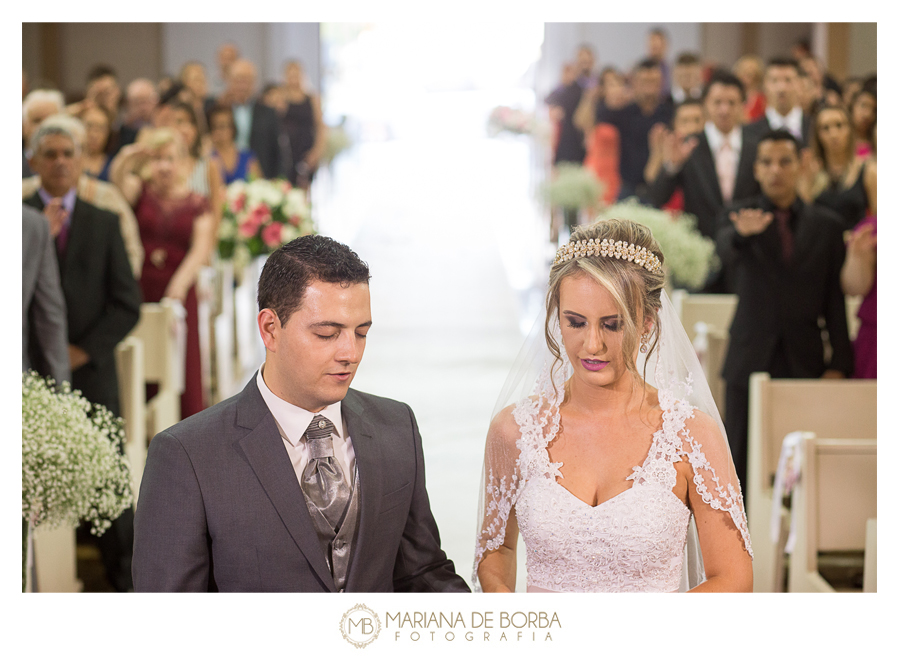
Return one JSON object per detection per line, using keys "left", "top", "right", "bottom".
{"left": 486, "top": 396, "right": 541, "bottom": 448}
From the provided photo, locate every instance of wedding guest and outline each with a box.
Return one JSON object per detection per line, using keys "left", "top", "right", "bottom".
{"left": 595, "top": 59, "right": 673, "bottom": 201}
{"left": 22, "top": 89, "right": 65, "bottom": 176}
{"left": 207, "top": 104, "right": 263, "bottom": 184}
{"left": 281, "top": 60, "right": 326, "bottom": 189}
{"left": 670, "top": 52, "right": 704, "bottom": 104}
{"left": 842, "top": 76, "right": 864, "bottom": 109}
{"left": 119, "top": 78, "right": 159, "bottom": 147}
{"left": 791, "top": 38, "right": 812, "bottom": 62}
{"left": 575, "top": 44, "right": 596, "bottom": 88}
{"left": 646, "top": 27, "right": 671, "bottom": 97}
{"left": 164, "top": 100, "right": 225, "bottom": 231}
{"left": 797, "top": 69, "right": 818, "bottom": 116}
{"left": 23, "top": 203, "right": 70, "bottom": 386}
{"left": 78, "top": 104, "right": 116, "bottom": 181}
{"left": 850, "top": 80, "right": 876, "bottom": 159}
{"left": 648, "top": 70, "right": 759, "bottom": 243}
{"left": 798, "top": 102, "right": 876, "bottom": 230}
{"left": 644, "top": 98, "right": 704, "bottom": 212}
{"left": 69, "top": 65, "right": 122, "bottom": 126}
{"left": 110, "top": 128, "right": 215, "bottom": 420}
{"left": 733, "top": 54, "right": 766, "bottom": 122}
{"left": 214, "top": 42, "right": 240, "bottom": 96}
{"left": 179, "top": 61, "right": 215, "bottom": 129}
{"left": 218, "top": 59, "right": 286, "bottom": 179}
{"left": 746, "top": 58, "right": 810, "bottom": 146}
{"left": 25, "top": 115, "right": 142, "bottom": 592}
{"left": 842, "top": 216, "right": 876, "bottom": 379}
{"left": 23, "top": 116, "right": 145, "bottom": 279}
{"left": 717, "top": 129, "right": 852, "bottom": 489}
{"left": 577, "top": 67, "right": 629, "bottom": 206}
{"left": 546, "top": 62, "right": 587, "bottom": 232}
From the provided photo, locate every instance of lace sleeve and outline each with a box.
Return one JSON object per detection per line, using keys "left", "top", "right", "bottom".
{"left": 679, "top": 408, "right": 753, "bottom": 558}
{"left": 473, "top": 404, "right": 524, "bottom": 591}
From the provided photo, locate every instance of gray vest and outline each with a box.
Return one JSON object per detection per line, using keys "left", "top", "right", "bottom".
{"left": 301, "top": 465, "right": 360, "bottom": 592}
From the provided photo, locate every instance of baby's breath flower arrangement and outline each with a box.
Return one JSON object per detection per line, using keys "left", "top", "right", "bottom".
{"left": 22, "top": 371, "right": 134, "bottom": 588}
{"left": 541, "top": 163, "right": 606, "bottom": 211}
{"left": 593, "top": 199, "right": 719, "bottom": 290}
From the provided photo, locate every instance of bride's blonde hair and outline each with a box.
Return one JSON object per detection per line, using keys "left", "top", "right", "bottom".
{"left": 545, "top": 218, "right": 666, "bottom": 387}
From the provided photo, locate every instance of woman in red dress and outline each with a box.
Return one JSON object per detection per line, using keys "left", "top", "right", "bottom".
{"left": 110, "top": 128, "right": 215, "bottom": 419}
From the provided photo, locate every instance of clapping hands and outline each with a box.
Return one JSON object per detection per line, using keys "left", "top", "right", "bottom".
{"left": 846, "top": 222, "right": 877, "bottom": 263}
{"left": 650, "top": 125, "right": 698, "bottom": 173}
{"left": 729, "top": 208, "right": 774, "bottom": 237}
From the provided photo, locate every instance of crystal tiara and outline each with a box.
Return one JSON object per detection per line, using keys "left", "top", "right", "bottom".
{"left": 553, "top": 238, "right": 663, "bottom": 274}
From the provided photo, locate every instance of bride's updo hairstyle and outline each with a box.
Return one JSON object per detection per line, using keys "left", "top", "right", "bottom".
{"left": 546, "top": 218, "right": 665, "bottom": 383}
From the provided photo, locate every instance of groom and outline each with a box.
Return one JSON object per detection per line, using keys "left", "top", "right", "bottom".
{"left": 133, "top": 236, "right": 469, "bottom": 592}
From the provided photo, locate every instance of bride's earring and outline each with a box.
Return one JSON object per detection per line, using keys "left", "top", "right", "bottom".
{"left": 640, "top": 333, "right": 650, "bottom": 353}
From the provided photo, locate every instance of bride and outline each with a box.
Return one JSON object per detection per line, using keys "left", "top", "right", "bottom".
{"left": 474, "top": 218, "right": 753, "bottom": 592}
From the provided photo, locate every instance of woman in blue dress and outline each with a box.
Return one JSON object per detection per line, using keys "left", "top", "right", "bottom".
{"left": 207, "top": 104, "right": 262, "bottom": 184}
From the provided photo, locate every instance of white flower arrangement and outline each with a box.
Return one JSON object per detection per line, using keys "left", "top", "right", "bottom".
{"left": 22, "top": 371, "right": 134, "bottom": 535}
{"left": 541, "top": 163, "right": 606, "bottom": 211}
{"left": 592, "top": 200, "right": 719, "bottom": 290}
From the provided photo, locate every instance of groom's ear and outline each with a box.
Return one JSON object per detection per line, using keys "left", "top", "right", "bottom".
{"left": 258, "top": 308, "right": 282, "bottom": 353}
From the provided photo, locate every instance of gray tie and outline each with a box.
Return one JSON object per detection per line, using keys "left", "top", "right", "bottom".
{"left": 300, "top": 415, "right": 351, "bottom": 530}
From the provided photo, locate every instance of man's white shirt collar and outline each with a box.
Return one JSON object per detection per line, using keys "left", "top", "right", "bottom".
{"left": 765, "top": 106, "right": 803, "bottom": 138}
{"left": 256, "top": 367, "right": 344, "bottom": 446}
{"left": 705, "top": 122, "right": 742, "bottom": 153}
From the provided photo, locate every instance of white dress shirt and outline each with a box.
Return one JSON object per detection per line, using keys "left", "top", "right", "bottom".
{"left": 256, "top": 367, "right": 356, "bottom": 489}
{"left": 704, "top": 121, "right": 742, "bottom": 158}
{"left": 765, "top": 106, "right": 803, "bottom": 140}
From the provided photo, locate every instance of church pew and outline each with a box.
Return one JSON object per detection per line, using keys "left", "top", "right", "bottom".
{"left": 746, "top": 373, "right": 877, "bottom": 592}
{"left": 787, "top": 437, "right": 876, "bottom": 592}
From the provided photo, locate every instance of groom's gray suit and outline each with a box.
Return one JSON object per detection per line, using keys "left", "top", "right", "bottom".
{"left": 133, "top": 378, "right": 468, "bottom": 592}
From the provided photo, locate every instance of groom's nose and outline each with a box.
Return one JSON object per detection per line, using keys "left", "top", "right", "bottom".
{"left": 334, "top": 329, "right": 364, "bottom": 364}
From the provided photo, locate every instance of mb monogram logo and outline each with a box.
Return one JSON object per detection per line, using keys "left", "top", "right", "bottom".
{"left": 340, "top": 604, "right": 382, "bottom": 648}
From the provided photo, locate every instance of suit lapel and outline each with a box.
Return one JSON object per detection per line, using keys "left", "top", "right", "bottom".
{"left": 695, "top": 134, "right": 723, "bottom": 205}
{"left": 60, "top": 199, "right": 92, "bottom": 278}
{"left": 232, "top": 380, "right": 337, "bottom": 591}
{"left": 341, "top": 390, "right": 383, "bottom": 587}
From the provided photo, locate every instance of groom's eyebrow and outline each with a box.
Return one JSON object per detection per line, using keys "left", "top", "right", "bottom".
{"left": 309, "top": 320, "right": 373, "bottom": 329}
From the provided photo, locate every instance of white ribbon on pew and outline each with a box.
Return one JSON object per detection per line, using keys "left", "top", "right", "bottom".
{"left": 771, "top": 430, "right": 806, "bottom": 553}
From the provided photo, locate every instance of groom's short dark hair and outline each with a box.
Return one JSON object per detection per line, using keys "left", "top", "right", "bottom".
{"left": 257, "top": 234, "right": 371, "bottom": 326}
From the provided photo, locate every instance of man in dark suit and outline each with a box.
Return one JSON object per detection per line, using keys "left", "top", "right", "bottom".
{"left": 648, "top": 70, "right": 760, "bottom": 292}
{"left": 717, "top": 129, "right": 852, "bottom": 490}
{"left": 218, "top": 59, "right": 287, "bottom": 180}
{"left": 745, "top": 58, "right": 811, "bottom": 147}
{"left": 25, "top": 115, "right": 143, "bottom": 591}
{"left": 133, "top": 235, "right": 469, "bottom": 592}
{"left": 595, "top": 58, "right": 674, "bottom": 201}
{"left": 22, "top": 203, "right": 70, "bottom": 385}
{"left": 649, "top": 70, "right": 760, "bottom": 242}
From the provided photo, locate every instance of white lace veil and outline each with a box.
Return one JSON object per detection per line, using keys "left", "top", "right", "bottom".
{"left": 473, "top": 275, "right": 752, "bottom": 592}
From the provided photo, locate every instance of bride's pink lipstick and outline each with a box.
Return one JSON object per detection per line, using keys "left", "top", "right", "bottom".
{"left": 581, "top": 359, "right": 608, "bottom": 371}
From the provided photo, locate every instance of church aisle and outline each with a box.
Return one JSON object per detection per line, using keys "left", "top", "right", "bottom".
{"left": 314, "top": 92, "right": 547, "bottom": 588}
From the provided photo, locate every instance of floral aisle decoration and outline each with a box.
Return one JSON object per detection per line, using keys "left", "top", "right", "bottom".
{"left": 541, "top": 163, "right": 606, "bottom": 211}
{"left": 217, "top": 179, "right": 316, "bottom": 273}
{"left": 488, "top": 106, "right": 537, "bottom": 136}
{"left": 593, "top": 200, "right": 719, "bottom": 290}
{"left": 322, "top": 122, "right": 353, "bottom": 166}
{"left": 22, "top": 372, "right": 134, "bottom": 590}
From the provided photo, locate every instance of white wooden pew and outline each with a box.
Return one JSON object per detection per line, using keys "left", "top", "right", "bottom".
{"left": 127, "top": 300, "right": 186, "bottom": 438}
{"left": 115, "top": 336, "right": 146, "bottom": 502}
{"left": 746, "top": 373, "right": 877, "bottom": 592}
{"left": 788, "top": 437, "right": 876, "bottom": 592}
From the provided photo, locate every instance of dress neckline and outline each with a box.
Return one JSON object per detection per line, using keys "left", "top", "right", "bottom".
{"left": 549, "top": 422, "right": 665, "bottom": 509}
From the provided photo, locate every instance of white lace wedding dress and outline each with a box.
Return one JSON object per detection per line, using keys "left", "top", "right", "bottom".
{"left": 473, "top": 292, "right": 752, "bottom": 593}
